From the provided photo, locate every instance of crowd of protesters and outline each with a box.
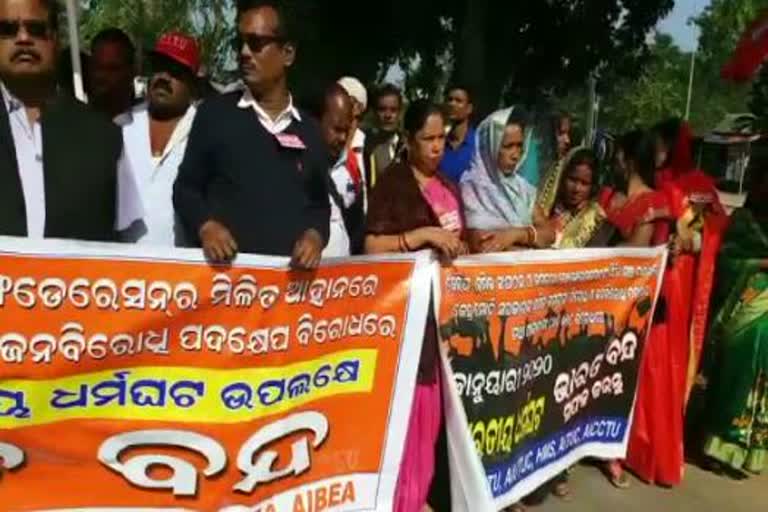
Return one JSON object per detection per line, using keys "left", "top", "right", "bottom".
{"left": 0, "top": 0, "right": 767, "bottom": 511}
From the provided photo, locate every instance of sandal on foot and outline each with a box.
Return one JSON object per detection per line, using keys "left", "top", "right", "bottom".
{"left": 604, "top": 461, "right": 631, "bottom": 489}
{"left": 553, "top": 481, "right": 573, "bottom": 500}
{"left": 610, "top": 471, "right": 631, "bottom": 489}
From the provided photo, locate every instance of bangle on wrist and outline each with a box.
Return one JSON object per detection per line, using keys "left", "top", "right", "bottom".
{"left": 526, "top": 226, "right": 538, "bottom": 246}
{"left": 402, "top": 232, "right": 413, "bottom": 252}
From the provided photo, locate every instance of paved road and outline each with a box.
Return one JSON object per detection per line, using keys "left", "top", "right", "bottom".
{"left": 541, "top": 464, "right": 765, "bottom": 512}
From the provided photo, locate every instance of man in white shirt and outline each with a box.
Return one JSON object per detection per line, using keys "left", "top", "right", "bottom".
{"left": 0, "top": 0, "right": 142, "bottom": 242}
{"left": 120, "top": 32, "right": 201, "bottom": 247}
{"left": 317, "top": 85, "right": 355, "bottom": 258}
{"left": 337, "top": 76, "right": 368, "bottom": 213}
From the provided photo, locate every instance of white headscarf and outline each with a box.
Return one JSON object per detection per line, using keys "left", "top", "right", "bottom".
{"left": 460, "top": 107, "right": 540, "bottom": 229}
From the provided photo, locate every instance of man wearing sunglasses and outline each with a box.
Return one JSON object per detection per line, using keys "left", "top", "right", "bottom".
{"left": 174, "top": 0, "right": 330, "bottom": 269}
{"left": 0, "top": 0, "right": 143, "bottom": 242}
{"left": 119, "top": 32, "right": 200, "bottom": 247}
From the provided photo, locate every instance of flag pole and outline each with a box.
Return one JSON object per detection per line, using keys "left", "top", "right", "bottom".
{"left": 64, "top": 0, "right": 86, "bottom": 102}
{"left": 685, "top": 48, "right": 697, "bottom": 121}
{"left": 685, "top": 0, "right": 701, "bottom": 121}
{"left": 586, "top": 73, "right": 597, "bottom": 145}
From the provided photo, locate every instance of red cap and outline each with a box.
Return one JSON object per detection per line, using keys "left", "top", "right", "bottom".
{"left": 152, "top": 32, "right": 201, "bottom": 74}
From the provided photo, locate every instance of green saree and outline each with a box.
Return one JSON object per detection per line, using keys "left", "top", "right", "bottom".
{"left": 703, "top": 208, "right": 768, "bottom": 473}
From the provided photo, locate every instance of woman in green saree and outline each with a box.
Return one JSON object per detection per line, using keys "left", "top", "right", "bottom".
{"left": 703, "top": 167, "right": 768, "bottom": 475}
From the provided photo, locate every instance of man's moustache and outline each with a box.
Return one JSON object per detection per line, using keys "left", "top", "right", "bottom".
{"left": 11, "top": 50, "right": 40, "bottom": 62}
{"left": 152, "top": 80, "right": 172, "bottom": 94}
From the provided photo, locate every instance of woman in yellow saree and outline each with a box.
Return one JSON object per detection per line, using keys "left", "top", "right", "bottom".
{"left": 537, "top": 147, "right": 614, "bottom": 249}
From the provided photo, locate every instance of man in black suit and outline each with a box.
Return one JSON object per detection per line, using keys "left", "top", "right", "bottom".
{"left": 0, "top": 0, "right": 142, "bottom": 242}
{"left": 174, "top": 0, "right": 329, "bottom": 269}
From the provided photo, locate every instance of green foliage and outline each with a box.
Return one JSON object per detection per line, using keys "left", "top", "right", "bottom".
{"left": 561, "top": 0, "right": 766, "bottom": 135}
{"left": 75, "top": 0, "right": 673, "bottom": 110}
{"left": 447, "top": 0, "right": 675, "bottom": 115}
{"left": 591, "top": 33, "right": 688, "bottom": 133}
{"left": 78, "top": 0, "right": 233, "bottom": 77}
{"left": 75, "top": 0, "right": 764, "bottom": 134}
{"left": 695, "top": 0, "right": 768, "bottom": 72}
{"left": 688, "top": 0, "right": 767, "bottom": 132}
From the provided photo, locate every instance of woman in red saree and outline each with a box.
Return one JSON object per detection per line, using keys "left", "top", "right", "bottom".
{"left": 600, "top": 130, "right": 686, "bottom": 486}
{"left": 653, "top": 119, "right": 729, "bottom": 401}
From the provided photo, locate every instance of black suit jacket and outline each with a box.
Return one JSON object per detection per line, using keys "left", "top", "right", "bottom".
{"left": 173, "top": 92, "right": 331, "bottom": 257}
{"left": 0, "top": 90, "right": 122, "bottom": 242}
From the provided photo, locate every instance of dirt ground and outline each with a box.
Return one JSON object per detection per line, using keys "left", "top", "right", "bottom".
{"left": 542, "top": 463, "right": 765, "bottom": 512}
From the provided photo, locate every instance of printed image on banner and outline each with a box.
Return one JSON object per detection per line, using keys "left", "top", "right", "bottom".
{"left": 437, "top": 248, "right": 666, "bottom": 510}
{"left": 0, "top": 239, "right": 432, "bottom": 512}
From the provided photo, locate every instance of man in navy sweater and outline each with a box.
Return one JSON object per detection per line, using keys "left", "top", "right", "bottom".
{"left": 173, "top": 0, "right": 329, "bottom": 269}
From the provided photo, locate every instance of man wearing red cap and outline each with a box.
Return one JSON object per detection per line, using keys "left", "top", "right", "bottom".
{"left": 120, "top": 32, "right": 201, "bottom": 246}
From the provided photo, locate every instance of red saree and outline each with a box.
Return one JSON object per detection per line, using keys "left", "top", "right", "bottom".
{"left": 655, "top": 124, "right": 729, "bottom": 400}
{"left": 603, "top": 188, "right": 687, "bottom": 485}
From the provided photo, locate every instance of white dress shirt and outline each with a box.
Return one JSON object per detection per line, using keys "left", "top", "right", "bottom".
{"left": 388, "top": 133, "right": 400, "bottom": 162}
{"left": 119, "top": 102, "right": 196, "bottom": 247}
{"left": 1, "top": 83, "right": 143, "bottom": 238}
{"left": 324, "top": 130, "right": 370, "bottom": 259}
{"left": 237, "top": 88, "right": 301, "bottom": 134}
{"left": 323, "top": 154, "right": 354, "bottom": 259}
{"left": 113, "top": 109, "right": 133, "bottom": 128}
{"left": 3, "top": 85, "right": 45, "bottom": 238}
{"left": 323, "top": 195, "right": 351, "bottom": 258}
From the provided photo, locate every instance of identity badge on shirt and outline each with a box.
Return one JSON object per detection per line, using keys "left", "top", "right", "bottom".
{"left": 275, "top": 133, "right": 306, "bottom": 150}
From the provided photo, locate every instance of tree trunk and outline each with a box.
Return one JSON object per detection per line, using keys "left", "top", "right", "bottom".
{"left": 134, "top": 0, "right": 147, "bottom": 74}
{"left": 452, "top": 0, "right": 505, "bottom": 118}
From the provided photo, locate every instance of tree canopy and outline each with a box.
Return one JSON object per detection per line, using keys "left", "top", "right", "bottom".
{"left": 75, "top": 0, "right": 768, "bottom": 133}
{"left": 558, "top": 0, "right": 768, "bottom": 134}
{"left": 79, "top": 0, "right": 232, "bottom": 74}
{"left": 76, "top": 0, "right": 674, "bottom": 115}
{"left": 598, "top": 33, "right": 689, "bottom": 131}
{"left": 690, "top": 0, "right": 767, "bottom": 130}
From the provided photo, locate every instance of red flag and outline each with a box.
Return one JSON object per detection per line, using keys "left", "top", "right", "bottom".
{"left": 722, "top": 11, "right": 768, "bottom": 82}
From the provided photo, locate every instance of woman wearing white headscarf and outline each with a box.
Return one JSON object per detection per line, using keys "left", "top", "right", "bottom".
{"left": 461, "top": 107, "right": 563, "bottom": 511}
{"left": 461, "top": 107, "right": 556, "bottom": 253}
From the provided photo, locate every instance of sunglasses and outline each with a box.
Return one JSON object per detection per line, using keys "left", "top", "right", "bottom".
{"left": 0, "top": 19, "right": 51, "bottom": 40}
{"left": 231, "top": 33, "right": 285, "bottom": 54}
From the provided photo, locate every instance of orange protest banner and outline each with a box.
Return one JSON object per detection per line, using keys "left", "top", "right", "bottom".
{"left": 0, "top": 240, "right": 433, "bottom": 512}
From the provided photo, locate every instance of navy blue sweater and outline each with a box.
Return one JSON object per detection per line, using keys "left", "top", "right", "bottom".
{"left": 173, "top": 92, "right": 330, "bottom": 256}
